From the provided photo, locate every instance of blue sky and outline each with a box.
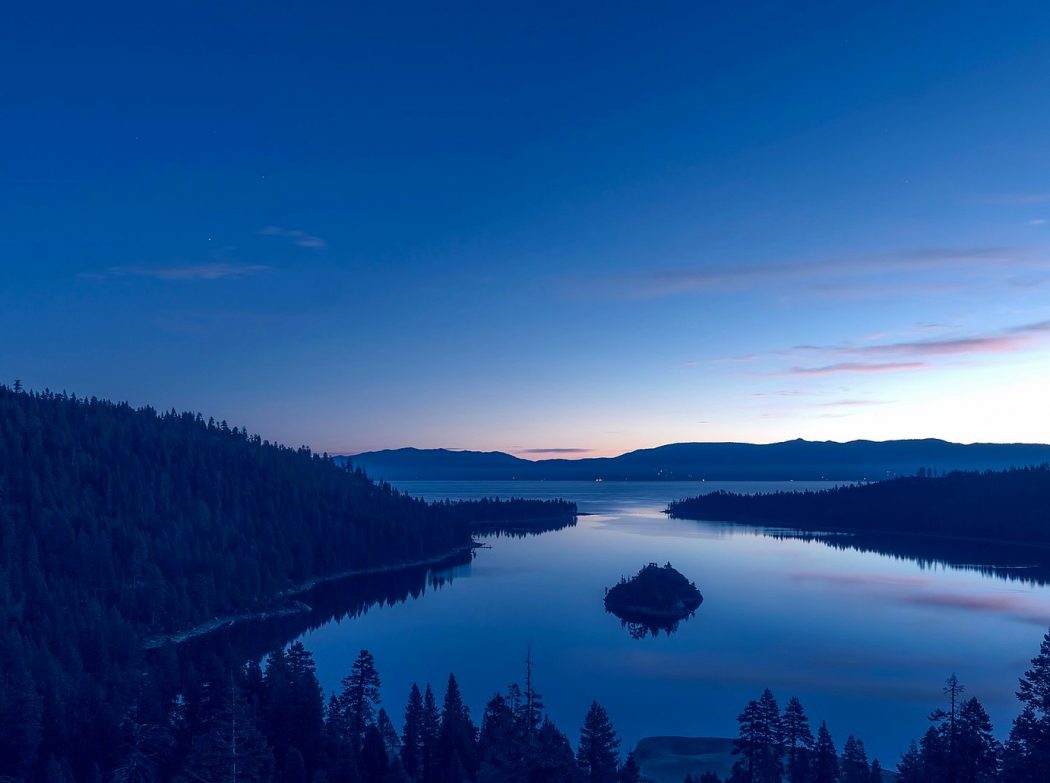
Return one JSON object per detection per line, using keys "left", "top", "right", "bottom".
{"left": 3, "top": 2, "right": 1050, "bottom": 456}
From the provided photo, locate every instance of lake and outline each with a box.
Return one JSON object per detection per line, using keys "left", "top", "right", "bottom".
{"left": 285, "top": 480, "right": 1050, "bottom": 765}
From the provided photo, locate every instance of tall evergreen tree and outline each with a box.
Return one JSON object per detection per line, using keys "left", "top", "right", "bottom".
{"left": 1005, "top": 628, "right": 1050, "bottom": 782}
{"left": 895, "top": 741, "right": 923, "bottom": 783}
{"left": 337, "top": 651, "right": 382, "bottom": 751}
{"left": 953, "top": 697, "right": 999, "bottom": 783}
{"left": 576, "top": 701, "right": 620, "bottom": 783}
{"left": 618, "top": 751, "right": 641, "bottom": 783}
{"left": 731, "top": 690, "right": 783, "bottom": 783}
{"left": 420, "top": 686, "right": 441, "bottom": 783}
{"left": 810, "top": 721, "right": 838, "bottom": 783}
{"left": 401, "top": 685, "right": 425, "bottom": 782}
{"left": 437, "top": 674, "right": 477, "bottom": 783}
{"left": 867, "top": 758, "right": 882, "bottom": 783}
{"left": 840, "top": 735, "right": 869, "bottom": 783}
{"left": 782, "top": 696, "right": 814, "bottom": 783}
{"left": 184, "top": 680, "right": 274, "bottom": 783}
{"left": 476, "top": 694, "right": 517, "bottom": 783}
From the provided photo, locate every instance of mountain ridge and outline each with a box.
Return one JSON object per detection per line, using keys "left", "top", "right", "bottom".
{"left": 344, "top": 438, "right": 1050, "bottom": 481}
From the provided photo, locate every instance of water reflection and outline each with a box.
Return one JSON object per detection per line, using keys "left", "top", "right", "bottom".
{"left": 165, "top": 549, "right": 475, "bottom": 666}
{"left": 774, "top": 530, "right": 1050, "bottom": 586}
{"left": 605, "top": 606, "right": 699, "bottom": 639}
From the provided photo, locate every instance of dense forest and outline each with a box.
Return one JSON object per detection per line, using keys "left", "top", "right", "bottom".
{"left": 0, "top": 387, "right": 573, "bottom": 781}
{"left": 666, "top": 466, "right": 1050, "bottom": 545}
{"left": 14, "top": 627, "right": 1050, "bottom": 783}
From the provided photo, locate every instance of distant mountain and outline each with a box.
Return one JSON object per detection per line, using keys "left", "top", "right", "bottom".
{"left": 346, "top": 439, "right": 1050, "bottom": 481}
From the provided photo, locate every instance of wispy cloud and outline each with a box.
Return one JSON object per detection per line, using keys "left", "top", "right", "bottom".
{"left": 801, "top": 319, "right": 1050, "bottom": 360}
{"left": 92, "top": 263, "right": 270, "bottom": 281}
{"left": 982, "top": 193, "right": 1050, "bottom": 205}
{"left": 1030, "top": 219, "right": 1047, "bottom": 226}
{"left": 260, "top": 225, "right": 326, "bottom": 249}
{"left": 786, "top": 361, "right": 927, "bottom": 376}
{"left": 582, "top": 245, "right": 1043, "bottom": 300}
{"left": 811, "top": 399, "right": 889, "bottom": 407}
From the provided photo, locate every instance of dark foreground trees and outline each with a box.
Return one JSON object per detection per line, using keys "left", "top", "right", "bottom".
{"left": 0, "top": 387, "right": 576, "bottom": 780}
{"left": 57, "top": 643, "right": 636, "bottom": 783}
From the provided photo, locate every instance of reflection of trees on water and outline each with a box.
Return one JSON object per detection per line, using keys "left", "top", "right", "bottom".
{"left": 770, "top": 530, "right": 1050, "bottom": 586}
{"left": 158, "top": 549, "right": 475, "bottom": 671}
{"left": 605, "top": 606, "right": 697, "bottom": 639}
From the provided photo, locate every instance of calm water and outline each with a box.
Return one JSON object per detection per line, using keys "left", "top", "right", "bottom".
{"left": 288, "top": 480, "right": 1050, "bottom": 764}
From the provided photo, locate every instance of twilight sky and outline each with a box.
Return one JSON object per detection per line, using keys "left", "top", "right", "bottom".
{"left": 3, "top": 2, "right": 1050, "bottom": 457}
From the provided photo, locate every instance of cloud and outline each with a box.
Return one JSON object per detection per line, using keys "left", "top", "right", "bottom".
{"left": 582, "top": 245, "right": 1040, "bottom": 301}
{"left": 812, "top": 399, "right": 889, "bottom": 407}
{"left": 799, "top": 319, "right": 1050, "bottom": 361}
{"left": 260, "top": 225, "right": 326, "bottom": 249}
{"left": 786, "top": 362, "right": 927, "bottom": 376}
{"left": 1030, "top": 219, "right": 1047, "bottom": 226}
{"left": 518, "top": 447, "right": 594, "bottom": 454}
{"left": 96, "top": 263, "right": 270, "bottom": 281}
{"left": 982, "top": 193, "right": 1050, "bottom": 205}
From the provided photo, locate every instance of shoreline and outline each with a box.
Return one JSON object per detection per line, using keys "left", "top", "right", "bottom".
{"left": 143, "top": 543, "right": 477, "bottom": 650}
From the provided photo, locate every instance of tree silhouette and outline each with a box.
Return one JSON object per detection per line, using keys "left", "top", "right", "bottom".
{"left": 577, "top": 701, "right": 620, "bottom": 783}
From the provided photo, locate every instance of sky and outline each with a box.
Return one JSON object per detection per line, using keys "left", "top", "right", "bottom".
{"left": 3, "top": 1, "right": 1050, "bottom": 457}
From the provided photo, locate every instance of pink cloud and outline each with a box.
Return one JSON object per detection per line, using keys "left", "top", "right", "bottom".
{"left": 786, "top": 361, "right": 927, "bottom": 376}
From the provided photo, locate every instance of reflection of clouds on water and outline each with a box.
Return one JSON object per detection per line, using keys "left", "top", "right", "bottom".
{"left": 788, "top": 569, "right": 1050, "bottom": 626}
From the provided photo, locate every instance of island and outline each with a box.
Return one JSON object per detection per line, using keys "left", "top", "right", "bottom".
{"left": 604, "top": 563, "right": 704, "bottom": 638}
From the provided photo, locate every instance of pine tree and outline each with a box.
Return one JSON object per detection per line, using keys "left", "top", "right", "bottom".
{"left": 437, "top": 674, "right": 477, "bottom": 783}
{"left": 1005, "top": 628, "right": 1050, "bottom": 782}
{"left": 476, "top": 693, "right": 517, "bottom": 783}
{"left": 840, "top": 735, "right": 869, "bottom": 783}
{"left": 782, "top": 696, "right": 814, "bottom": 783}
{"left": 184, "top": 680, "right": 274, "bottom": 783}
{"left": 955, "top": 697, "right": 999, "bottom": 783}
{"left": 378, "top": 709, "right": 401, "bottom": 761}
{"left": 401, "top": 684, "right": 425, "bottom": 781}
{"left": 732, "top": 690, "right": 783, "bottom": 783}
{"left": 868, "top": 758, "right": 882, "bottom": 782}
{"left": 361, "top": 724, "right": 389, "bottom": 782}
{"left": 577, "top": 701, "right": 620, "bottom": 783}
{"left": 338, "top": 650, "right": 382, "bottom": 750}
{"left": 421, "top": 685, "right": 441, "bottom": 783}
{"left": 811, "top": 721, "right": 838, "bottom": 783}
{"left": 618, "top": 751, "right": 641, "bottom": 783}
{"left": 895, "top": 741, "right": 923, "bottom": 783}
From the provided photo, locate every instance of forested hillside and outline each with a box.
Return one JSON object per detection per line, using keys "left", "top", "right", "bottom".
{"left": 666, "top": 466, "right": 1050, "bottom": 544}
{"left": 0, "top": 387, "right": 572, "bottom": 781}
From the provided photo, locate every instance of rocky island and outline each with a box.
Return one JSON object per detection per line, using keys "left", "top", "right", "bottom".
{"left": 604, "top": 562, "right": 703, "bottom": 638}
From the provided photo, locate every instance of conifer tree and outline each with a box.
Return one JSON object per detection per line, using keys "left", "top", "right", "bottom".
{"left": 868, "top": 758, "right": 882, "bottom": 783}
{"left": 1004, "top": 628, "right": 1050, "bottom": 782}
{"left": 782, "top": 696, "right": 814, "bottom": 783}
{"left": 577, "top": 701, "right": 620, "bottom": 783}
{"left": 184, "top": 680, "right": 274, "bottom": 783}
{"left": 895, "top": 742, "right": 923, "bottom": 783}
{"left": 618, "top": 751, "right": 641, "bottom": 783}
{"left": 401, "top": 684, "right": 425, "bottom": 781}
{"left": 811, "top": 721, "right": 838, "bottom": 783}
{"left": 420, "top": 685, "right": 441, "bottom": 783}
{"left": 955, "top": 697, "right": 1000, "bottom": 783}
{"left": 437, "top": 674, "right": 477, "bottom": 783}
{"left": 338, "top": 650, "right": 382, "bottom": 750}
{"left": 840, "top": 735, "right": 869, "bottom": 783}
